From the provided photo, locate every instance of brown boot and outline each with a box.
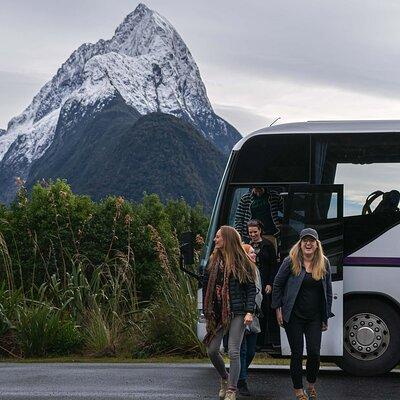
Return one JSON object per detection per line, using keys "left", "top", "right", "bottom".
{"left": 307, "top": 387, "right": 317, "bottom": 399}
{"left": 224, "top": 389, "right": 236, "bottom": 400}
{"left": 296, "top": 395, "right": 308, "bottom": 400}
{"left": 218, "top": 379, "right": 228, "bottom": 400}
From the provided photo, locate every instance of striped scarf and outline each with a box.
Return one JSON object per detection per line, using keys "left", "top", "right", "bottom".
{"left": 203, "top": 257, "right": 231, "bottom": 346}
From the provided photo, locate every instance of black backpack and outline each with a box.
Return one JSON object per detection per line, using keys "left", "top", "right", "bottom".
{"left": 362, "top": 190, "right": 400, "bottom": 215}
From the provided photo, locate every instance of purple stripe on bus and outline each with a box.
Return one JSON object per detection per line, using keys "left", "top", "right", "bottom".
{"left": 344, "top": 256, "right": 400, "bottom": 266}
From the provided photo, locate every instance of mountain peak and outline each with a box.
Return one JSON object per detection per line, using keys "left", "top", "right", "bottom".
{"left": 114, "top": 3, "right": 154, "bottom": 34}
{"left": 134, "top": 3, "right": 152, "bottom": 15}
{"left": 111, "top": 3, "right": 174, "bottom": 57}
{"left": 0, "top": 4, "right": 241, "bottom": 204}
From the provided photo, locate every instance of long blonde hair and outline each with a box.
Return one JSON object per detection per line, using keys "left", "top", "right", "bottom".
{"left": 208, "top": 226, "right": 257, "bottom": 283}
{"left": 289, "top": 238, "right": 327, "bottom": 280}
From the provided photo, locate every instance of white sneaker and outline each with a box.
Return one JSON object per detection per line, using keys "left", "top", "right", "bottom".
{"left": 219, "top": 379, "right": 228, "bottom": 399}
{"left": 224, "top": 389, "right": 236, "bottom": 400}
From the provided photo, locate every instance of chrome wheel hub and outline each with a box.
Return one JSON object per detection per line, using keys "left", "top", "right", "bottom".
{"left": 344, "top": 313, "right": 390, "bottom": 361}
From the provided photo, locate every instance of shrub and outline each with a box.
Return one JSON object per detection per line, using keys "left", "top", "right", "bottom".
{"left": 0, "top": 284, "right": 20, "bottom": 334}
{"left": 0, "top": 180, "right": 210, "bottom": 358}
{"left": 133, "top": 227, "right": 205, "bottom": 357}
{"left": 0, "top": 302, "right": 12, "bottom": 339}
{"left": 15, "top": 305, "right": 82, "bottom": 357}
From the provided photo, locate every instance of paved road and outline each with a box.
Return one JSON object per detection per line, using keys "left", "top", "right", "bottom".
{"left": 0, "top": 363, "right": 398, "bottom": 399}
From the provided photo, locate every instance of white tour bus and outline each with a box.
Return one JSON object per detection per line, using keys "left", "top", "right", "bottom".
{"left": 196, "top": 120, "right": 400, "bottom": 377}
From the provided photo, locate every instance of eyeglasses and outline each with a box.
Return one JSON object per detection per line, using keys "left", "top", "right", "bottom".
{"left": 301, "top": 238, "right": 316, "bottom": 244}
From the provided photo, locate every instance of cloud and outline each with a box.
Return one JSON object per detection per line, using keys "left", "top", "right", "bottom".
{"left": 202, "top": 64, "right": 400, "bottom": 129}
{"left": 2, "top": 0, "right": 400, "bottom": 132}
{"left": 156, "top": 0, "right": 400, "bottom": 101}
{"left": 213, "top": 104, "right": 273, "bottom": 135}
{"left": 0, "top": 71, "right": 48, "bottom": 128}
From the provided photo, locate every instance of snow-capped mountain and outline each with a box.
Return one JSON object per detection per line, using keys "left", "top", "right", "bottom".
{"left": 0, "top": 3, "right": 240, "bottom": 203}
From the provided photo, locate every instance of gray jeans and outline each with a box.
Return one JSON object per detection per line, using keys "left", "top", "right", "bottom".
{"left": 206, "top": 315, "right": 246, "bottom": 390}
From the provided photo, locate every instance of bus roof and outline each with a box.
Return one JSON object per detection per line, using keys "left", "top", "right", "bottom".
{"left": 233, "top": 119, "right": 400, "bottom": 151}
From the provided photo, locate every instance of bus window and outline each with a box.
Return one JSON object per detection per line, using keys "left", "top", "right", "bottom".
{"left": 312, "top": 133, "right": 400, "bottom": 256}
{"left": 313, "top": 132, "right": 400, "bottom": 189}
{"left": 335, "top": 163, "right": 400, "bottom": 216}
{"left": 227, "top": 187, "right": 250, "bottom": 227}
{"left": 232, "top": 134, "right": 310, "bottom": 184}
{"left": 281, "top": 186, "right": 343, "bottom": 277}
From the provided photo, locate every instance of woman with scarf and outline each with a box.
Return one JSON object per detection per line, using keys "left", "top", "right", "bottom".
{"left": 203, "top": 225, "right": 257, "bottom": 400}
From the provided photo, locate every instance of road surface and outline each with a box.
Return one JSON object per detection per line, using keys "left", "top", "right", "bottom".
{"left": 0, "top": 363, "right": 398, "bottom": 399}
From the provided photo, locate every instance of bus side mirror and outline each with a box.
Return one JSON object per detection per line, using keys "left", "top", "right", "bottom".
{"left": 179, "top": 231, "right": 202, "bottom": 282}
{"left": 180, "top": 231, "right": 195, "bottom": 265}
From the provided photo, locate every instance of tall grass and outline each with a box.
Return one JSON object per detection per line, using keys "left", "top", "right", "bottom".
{"left": 132, "top": 226, "right": 204, "bottom": 357}
{"left": 0, "top": 231, "right": 14, "bottom": 292}
{"left": 0, "top": 180, "right": 208, "bottom": 358}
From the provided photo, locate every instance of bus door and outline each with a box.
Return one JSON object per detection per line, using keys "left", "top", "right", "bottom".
{"left": 280, "top": 184, "right": 344, "bottom": 356}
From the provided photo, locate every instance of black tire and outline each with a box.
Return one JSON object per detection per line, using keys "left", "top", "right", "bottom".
{"left": 337, "top": 297, "right": 400, "bottom": 376}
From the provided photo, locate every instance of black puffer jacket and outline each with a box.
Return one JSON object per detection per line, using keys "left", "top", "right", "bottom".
{"left": 202, "top": 271, "right": 256, "bottom": 315}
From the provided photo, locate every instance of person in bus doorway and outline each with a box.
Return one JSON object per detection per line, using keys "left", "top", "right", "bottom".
{"left": 247, "top": 219, "right": 280, "bottom": 346}
{"left": 271, "top": 228, "right": 334, "bottom": 400}
{"left": 247, "top": 219, "right": 277, "bottom": 295}
{"left": 203, "top": 226, "right": 257, "bottom": 400}
{"left": 234, "top": 186, "right": 283, "bottom": 252}
{"left": 238, "top": 243, "right": 263, "bottom": 397}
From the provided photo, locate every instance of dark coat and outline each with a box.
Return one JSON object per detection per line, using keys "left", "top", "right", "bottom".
{"left": 271, "top": 256, "right": 334, "bottom": 324}
{"left": 254, "top": 238, "right": 277, "bottom": 288}
{"left": 202, "top": 269, "right": 256, "bottom": 315}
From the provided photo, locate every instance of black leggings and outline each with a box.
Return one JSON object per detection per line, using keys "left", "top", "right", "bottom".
{"left": 284, "top": 314, "right": 322, "bottom": 389}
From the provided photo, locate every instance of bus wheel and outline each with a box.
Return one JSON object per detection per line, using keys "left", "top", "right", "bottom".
{"left": 339, "top": 297, "right": 400, "bottom": 376}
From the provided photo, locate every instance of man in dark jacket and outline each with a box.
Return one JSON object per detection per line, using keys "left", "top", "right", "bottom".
{"left": 234, "top": 187, "right": 283, "bottom": 249}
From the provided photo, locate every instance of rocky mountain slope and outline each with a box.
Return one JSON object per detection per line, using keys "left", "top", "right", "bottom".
{"left": 26, "top": 92, "right": 226, "bottom": 210}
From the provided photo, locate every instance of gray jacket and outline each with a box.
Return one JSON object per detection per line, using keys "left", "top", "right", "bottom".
{"left": 271, "top": 256, "right": 334, "bottom": 324}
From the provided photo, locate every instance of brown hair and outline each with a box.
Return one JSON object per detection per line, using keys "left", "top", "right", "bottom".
{"left": 247, "top": 219, "right": 264, "bottom": 233}
{"left": 208, "top": 226, "right": 256, "bottom": 283}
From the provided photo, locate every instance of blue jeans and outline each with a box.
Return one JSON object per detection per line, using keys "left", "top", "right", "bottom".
{"left": 239, "top": 330, "right": 258, "bottom": 381}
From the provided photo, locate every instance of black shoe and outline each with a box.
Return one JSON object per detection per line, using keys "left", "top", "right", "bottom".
{"left": 238, "top": 381, "right": 251, "bottom": 397}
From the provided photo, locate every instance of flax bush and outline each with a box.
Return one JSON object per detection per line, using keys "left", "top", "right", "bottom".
{"left": 15, "top": 304, "right": 82, "bottom": 356}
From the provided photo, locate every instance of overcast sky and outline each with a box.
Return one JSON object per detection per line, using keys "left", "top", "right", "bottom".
{"left": 2, "top": 0, "right": 400, "bottom": 134}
